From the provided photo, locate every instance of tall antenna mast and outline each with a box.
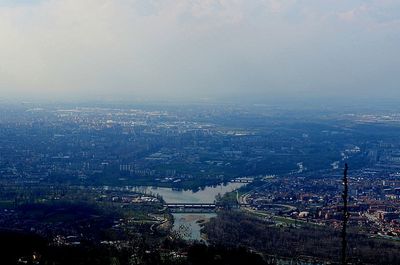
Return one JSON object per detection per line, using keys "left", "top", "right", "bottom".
{"left": 341, "top": 163, "right": 349, "bottom": 265}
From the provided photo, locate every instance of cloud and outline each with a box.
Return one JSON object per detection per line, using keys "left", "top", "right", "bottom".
{"left": 0, "top": 0, "right": 399, "bottom": 102}
{"left": 336, "top": 1, "right": 400, "bottom": 28}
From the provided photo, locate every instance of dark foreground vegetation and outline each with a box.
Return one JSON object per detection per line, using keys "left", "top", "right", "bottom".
{"left": 0, "top": 230, "right": 270, "bottom": 265}
{"left": 203, "top": 211, "right": 400, "bottom": 265}
{"left": 2, "top": 198, "right": 400, "bottom": 264}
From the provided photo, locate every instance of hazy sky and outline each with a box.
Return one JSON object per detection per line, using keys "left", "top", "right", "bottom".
{"left": 0, "top": 0, "right": 399, "bottom": 102}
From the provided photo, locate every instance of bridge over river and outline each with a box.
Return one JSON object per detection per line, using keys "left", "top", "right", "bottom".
{"left": 164, "top": 202, "right": 250, "bottom": 213}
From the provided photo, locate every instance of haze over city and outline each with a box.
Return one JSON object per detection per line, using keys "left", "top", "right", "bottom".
{"left": 3, "top": 1, "right": 400, "bottom": 265}
{"left": 1, "top": 0, "right": 400, "bottom": 102}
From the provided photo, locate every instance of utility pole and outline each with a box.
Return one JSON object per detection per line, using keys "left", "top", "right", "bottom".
{"left": 341, "top": 163, "right": 349, "bottom": 265}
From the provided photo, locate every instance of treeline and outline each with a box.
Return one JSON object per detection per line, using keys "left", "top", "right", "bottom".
{"left": 202, "top": 211, "right": 400, "bottom": 264}
{"left": 0, "top": 230, "right": 270, "bottom": 265}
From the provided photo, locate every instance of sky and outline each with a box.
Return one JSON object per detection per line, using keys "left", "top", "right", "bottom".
{"left": 0, "top": 0, "right": 399, "bottom": 103}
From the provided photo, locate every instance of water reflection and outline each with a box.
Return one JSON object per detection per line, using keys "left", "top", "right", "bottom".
{"left": 138, "top": 182, "right": 246, "bottom": 241}
{"left": 172, "top": 213, "right": 216, "bottom": 241}
{"left": 140, "top": 182, "right": 245, "bottom": 204}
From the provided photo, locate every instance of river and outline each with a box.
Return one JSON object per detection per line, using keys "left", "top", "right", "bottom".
{"left": 141, "top": 182, "right": 246, "bottom": 240}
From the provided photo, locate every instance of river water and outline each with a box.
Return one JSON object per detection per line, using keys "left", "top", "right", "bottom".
{"left": 141, "top": 182, "right": 246, "bottom": 240}
{"left": 142, "top": 182, "right": 245, "bottom": 203}
{"left": 140, "top": 183, "right": 317, "bottom": 263}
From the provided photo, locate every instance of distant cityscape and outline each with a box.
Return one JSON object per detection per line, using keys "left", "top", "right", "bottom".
{"left": 2, "top": 102, "right": 400, "bottom": 264}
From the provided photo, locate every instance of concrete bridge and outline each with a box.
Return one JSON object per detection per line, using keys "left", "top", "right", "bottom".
{"left": 164, "top": 202, "right": 250, "bottom": 213}
{"left": 229, "top": 178, "right": 253, "bottom": 183}
{"left": 165, "top": 203, "right": 216, "bottom": 209}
